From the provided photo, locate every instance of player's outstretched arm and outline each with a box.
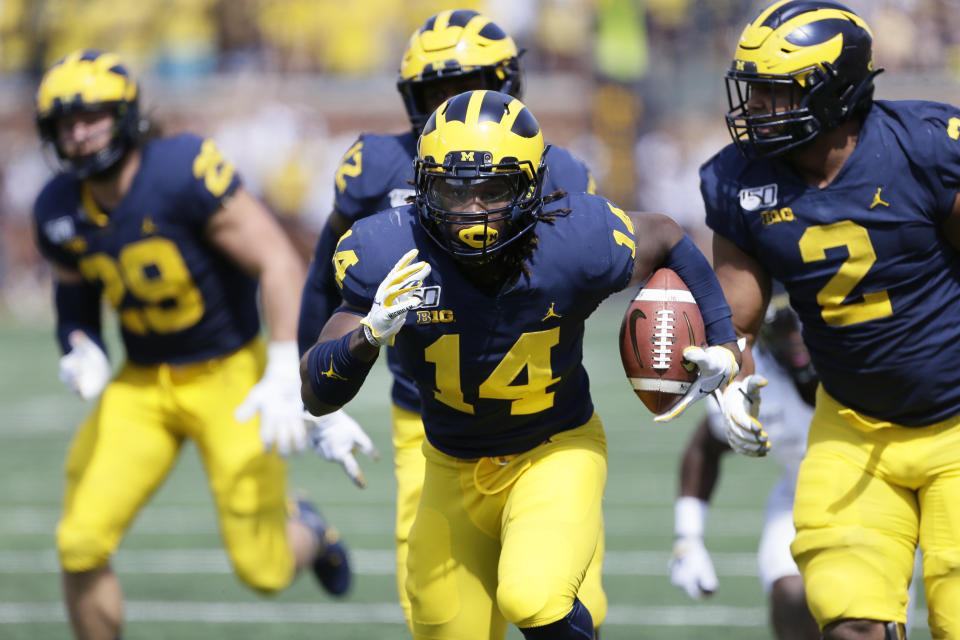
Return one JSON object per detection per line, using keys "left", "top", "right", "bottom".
{"left": 206, "top": 186, "right": 309, "bottom": 455}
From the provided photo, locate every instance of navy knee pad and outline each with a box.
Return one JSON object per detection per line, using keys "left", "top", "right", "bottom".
{"left": 519, "top": 598, "right": 594, "bottom": 640}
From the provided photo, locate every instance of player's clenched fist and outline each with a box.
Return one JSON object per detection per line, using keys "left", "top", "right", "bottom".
{"left": 655, "top": 345, "right": 739, "bottom": 422}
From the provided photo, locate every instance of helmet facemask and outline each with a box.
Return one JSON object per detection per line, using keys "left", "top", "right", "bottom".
{"left": 39, "top": 102, "right": 140, "bottom": 179}
{"left": 725, "top": 69, "right": 820, "bottom": 158}
{"left": 398, "top": 59, "right": 523, "bottom": 136}
{"left": 725, "top": 61, "right": 880, "bottom": 158}
{"left": 415, "top": 150, "right": 545, "bottom": 265}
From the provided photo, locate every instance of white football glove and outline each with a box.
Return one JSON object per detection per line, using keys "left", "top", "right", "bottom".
{"left": 305, "top": 409, "right": 379, "bottom": 488}
{"left": 235, "top": 341, "right": 306, "bottom": 456}
{"left": 718, "top": 374, "right": 770, "bottom": 457}
{"left": 360, "top": 249, "right": 431, "bottom": 347}
{"left": 58, "top": 330, "right": 111, "bottom": 400}
{"left": 670, "top": 536, "right": 718, "bottom": 600}
{"left": 654, "top": 345, "right": 738, "bottom": 422}
{"left": 670, "top": 496, "right": 717, "bottom": 599}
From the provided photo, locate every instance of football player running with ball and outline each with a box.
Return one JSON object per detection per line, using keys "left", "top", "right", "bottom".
{"left": 301, "top": 89, "right": 740, "bottom": 640}
{"left": 32, "top": 50, "right": 350, "bottom": 640}
{"left": 296, "top": 9, "right": 602, "bottom": 632}
{"left": 704, "top": 1, "right": 960, "bottom": 637}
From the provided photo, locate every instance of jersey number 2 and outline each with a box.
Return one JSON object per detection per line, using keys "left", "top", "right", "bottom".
{"left": 798, "top": 220, "right": 892, "bottom": 326}
{"left": 424, "top": 328, "right": 561, "bottom": 415}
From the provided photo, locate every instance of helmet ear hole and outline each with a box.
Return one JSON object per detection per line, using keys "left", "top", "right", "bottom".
{"left": 805, "top": 68, "right": 824, "bottom": 89}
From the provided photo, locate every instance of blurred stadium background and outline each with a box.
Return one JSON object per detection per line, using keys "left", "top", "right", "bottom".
{"left": 0, "top": 0, "right": 957, "bottom": 638}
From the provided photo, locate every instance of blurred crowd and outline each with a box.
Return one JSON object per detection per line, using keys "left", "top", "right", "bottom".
{"left": 4, "top": 0, "right": 959, "bottom": 78}
{"left": 1, "top": 0, "right": 959, "bottom": 318}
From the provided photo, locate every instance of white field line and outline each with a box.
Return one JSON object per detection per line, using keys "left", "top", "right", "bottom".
{"left": 0, "top": 551, "right": 931, "bottom": 629}
{"left": 0, "top": 549, "right": 759, "bottom": 576}
{"left": 0, "top": 601, "right": 931, "bottom": 628}
{"left": 0, "top": 506, "right": 768, "bottom": 537}
{"left": 0, "top": 601, "right": 762, "bottom": 626}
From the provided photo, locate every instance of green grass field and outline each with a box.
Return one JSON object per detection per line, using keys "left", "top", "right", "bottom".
{"left": 0, "top": 294, "right": 930, "bottom": 639}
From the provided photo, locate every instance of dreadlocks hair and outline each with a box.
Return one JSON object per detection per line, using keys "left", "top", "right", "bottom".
{"left": 506, "top": 188, "right": 572, "bottom": 279}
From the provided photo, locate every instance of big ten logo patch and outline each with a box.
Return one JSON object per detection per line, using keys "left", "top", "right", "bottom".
{"left": 760, "top": 207, "right": 795, "bottom": 226}
{"left": 413, "top": 286, "right": 454, "bottom": 324}
{"left": 417, "top": 309, "right": 455, "bottom": 324}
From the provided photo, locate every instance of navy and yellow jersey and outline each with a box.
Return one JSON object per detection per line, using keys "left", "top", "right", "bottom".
{"left": 702, "top": 99, "right": 960, "bottom": 426}
{"left": 334, "top": 192, "right": 635, "bottom": 457}
{"left": 34, "top": 134, "right": 260, "bottom": 365}
{"left": 322, "top": 131, "right": 594, "bottom": 412}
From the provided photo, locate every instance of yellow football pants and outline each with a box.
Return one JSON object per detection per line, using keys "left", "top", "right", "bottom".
{"left": 792, "top": 386, "right": 960, "bottom": 638}
{"left": 392, "top": 405, "right": 608, "bottom": 632}
{"left": 57, "top": 339, "right": 295, "bottom": 593}
{"left": 403, "top": 414, "right": 607, "bottom": 640}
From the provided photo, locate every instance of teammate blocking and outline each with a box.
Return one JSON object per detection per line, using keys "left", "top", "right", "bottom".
{"left": 301, "top": 88, "right": 741, "bottom": 640}
{"left": 32, "top": 49, "right": 351, "bottom": 640}
{"left": 706, "top": 1, "right": 960, "bottom": 637}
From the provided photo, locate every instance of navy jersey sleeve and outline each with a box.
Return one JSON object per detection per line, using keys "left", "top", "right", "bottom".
{"left": 559, "top": 193, "right": 636, "bottom": 295}
{"left": 542, "top": 144, "right": 594, "bottom": 195}
{"left": 33, "top": 177, "right": 81, "bottom": 270}
{"left": 166, "top": 134, "right": 242, "bottom": 225}
{"left": 910, "top": 101, "right": 960, "bottom": 219}
{"left": 332, "top": 133, "right": 415, "bottom": 223}
{"left": 298, "top": 223, "right": 345, "bottom": 355}
{"left": 333, "top": 208, "right": 417, "bottom": 310}
{"left": 699, "top": 145, "right": 758, "bottom": 257}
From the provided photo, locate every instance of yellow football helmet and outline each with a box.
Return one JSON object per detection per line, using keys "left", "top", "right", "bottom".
{"left": 415, "top": 90, "right": 547, "bottom": 263}
{"left": 725, "top": 0, "right": 881, "bottom": 157}
{"left": 35, "top": 49, "right": 141, "bottom": 177}
{"left": 397, "top": 10, "right": 523, "bottom": 135}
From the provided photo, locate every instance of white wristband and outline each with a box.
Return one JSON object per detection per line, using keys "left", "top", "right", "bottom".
{"left": 265, "top": 340, "right": 299, "bottom": 375}
{"left": 675, "top": 496, "right": 709, "bottom": 539}
{"left": 362, "top": 323, "right": 383, "bottom": 348}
